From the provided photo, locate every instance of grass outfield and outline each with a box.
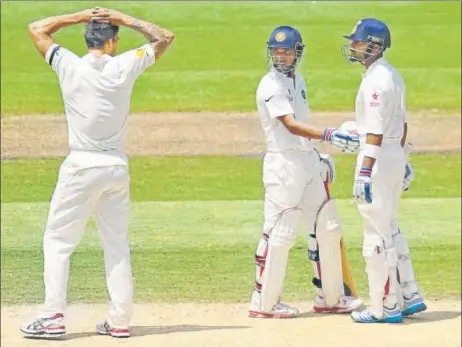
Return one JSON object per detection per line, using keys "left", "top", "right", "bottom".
{"left": 1, "top": 154, "right": 461, "bottom": 203}
{"left": 1, "top": 1, "right": 460, "bottom": 115}
{"left": 1, "top": 199, "right": 460, "bottom": 305}
{"left": 1, "top": 155, "right": 461, "bottom": 304}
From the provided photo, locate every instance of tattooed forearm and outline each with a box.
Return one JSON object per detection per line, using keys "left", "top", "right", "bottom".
{"left": 29, "top": 13, "right": 83, "bottom": 36}
{"left": 127, "top": 18, "right": 173, "bottom": 43}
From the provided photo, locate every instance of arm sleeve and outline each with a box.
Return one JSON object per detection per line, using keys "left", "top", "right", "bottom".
{"left": 44, "top": 43, "right": 79, "bottom": 78}
{"left": 363, "top": 85, "right": 389, "bottom": 135}
{"left": 265, "top": 89, "right": 294, "bottom": 119}
{"left": 116, "top": 43, "right": 156, "bottom": 80}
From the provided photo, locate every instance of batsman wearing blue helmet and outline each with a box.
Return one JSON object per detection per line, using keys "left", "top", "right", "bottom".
{"left": 341, "top": 18, "right": 427, "bottom": 323}
{"left": 249, "top": 25, "right": 363, "bottom": 319}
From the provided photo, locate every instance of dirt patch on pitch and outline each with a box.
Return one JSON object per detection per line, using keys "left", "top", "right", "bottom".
{"left": 2, "top": 300, "right": 460, "bottom": 347}
{"left": 1, "top": 111, "right": 460, "bottom": 159}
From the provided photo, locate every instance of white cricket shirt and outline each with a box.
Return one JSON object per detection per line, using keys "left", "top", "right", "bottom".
{"left": 44, "top": 43, "right": 156, "bottom": 167}
{"left": 256, "top": 69, "right": 314, "bottom": 153}
{"left": 354, "top": 57, "right": 406, "bottom": 147}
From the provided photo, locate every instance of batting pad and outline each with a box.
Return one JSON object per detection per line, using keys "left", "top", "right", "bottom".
{"left": 315, "top": 199, "right": 344, "bottom": 306}
{"left": 260, "top": 208, "right": 300, "bottom": 312}
{"left": 363, "top": 235, "right": 400, "bottom": 318}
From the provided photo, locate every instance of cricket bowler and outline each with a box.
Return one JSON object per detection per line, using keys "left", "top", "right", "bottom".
{"left": 341, "top": 18, "right": 427, "bottom": 323}
{"left": 21, "top": 7, "right": 174, "bottom": 338}
{"left": 248, "top": 25, "right": 364, "bottom": 319}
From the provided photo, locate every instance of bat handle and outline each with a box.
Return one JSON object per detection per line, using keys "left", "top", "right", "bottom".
{"left": 323, "top": 179, "right": 331, "bottom": 200}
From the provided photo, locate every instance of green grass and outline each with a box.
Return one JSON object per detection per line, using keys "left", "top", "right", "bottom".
{"left": 1, "top": 155, "right": 460, "bottom": 305}
{"left": 1, "top": 154, "right": 461, "bottom": 203}
{"left": 1, "top": 1, "right": 460, "bottom": 115}
{"left": 1, "top": 199, "right": 460, "bottom": 305}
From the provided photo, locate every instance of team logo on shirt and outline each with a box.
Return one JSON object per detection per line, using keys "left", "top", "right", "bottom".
{"left": 301, "top": 90, "right": 306, "bottom": 100}
{"left": 275, "top": 32, "right": 286, "bottom": 42}
{"left": 369, "top": 92, "right": 380, "bottom": 107}
{"left": 136, "top": 49, "right": 145, "bottom": 57}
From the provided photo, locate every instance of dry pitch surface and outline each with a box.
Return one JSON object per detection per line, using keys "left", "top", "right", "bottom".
{"left": 1, "top": 111, "right": 461, "bottom": 159}
{"left": 1, "top": 111, "right": 461, "bottom": 346}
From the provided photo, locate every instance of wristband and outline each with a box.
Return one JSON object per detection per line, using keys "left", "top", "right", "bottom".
{"left": 363, "top": 144, "right": 381, "bottom": 159}
{"left": 359, "top": 167, "right": 372, "bottom": 176}
{"left": 322, "top": 128, "right": 335, "bottom": 142}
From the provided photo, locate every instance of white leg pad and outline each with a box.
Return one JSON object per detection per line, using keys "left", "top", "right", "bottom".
{"left": 393, "top": 228, "right": 420, "bottom": 297}
{"left": 363, "top": 235, "right": 400, "bottom": 318}
{"left": 255, "top": 208, "right": 300, "bottom": 312}
{"left": 314, "top": 199, "right": 344, "bottom": 306}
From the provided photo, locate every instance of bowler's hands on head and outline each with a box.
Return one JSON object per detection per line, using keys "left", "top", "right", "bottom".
{"left": 88, "top": 7, "right": 127, "bottom": 26}
{"left": 76, "top": 7, "right": 107, "bottom": 23}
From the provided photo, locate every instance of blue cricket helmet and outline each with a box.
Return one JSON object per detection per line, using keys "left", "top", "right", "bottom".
{"left": 341, "top": 18, "right": 391, "bottom": 64}
{"left": 344, "top": 18, "right": 391, "bottom": 48}
{"left": 267, "top": 25, "right": 305, "bottom": 74}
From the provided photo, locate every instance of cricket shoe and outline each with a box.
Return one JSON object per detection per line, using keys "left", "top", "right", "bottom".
{"left": 351, "top": 305, "right": 403, "bottom": 323}
{"left": 20, "top": 313, "right": 66, "bottom": 336}
{"left": 96, "top": 320, "right": 130, "bottom": 338}
{"left": 313, "top": 295, "right": 364, "bottom": 313}
{"left": 402, "top": 293, "right": 427, "bottom": 317}
{"left": 249, "top": 301, "right": 299, "bottom": 319}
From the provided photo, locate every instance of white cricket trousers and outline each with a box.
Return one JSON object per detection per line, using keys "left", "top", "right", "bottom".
{"left": 41, "top": 157, "right": 133, "bottom": 329}
{"left": 253, "top": 150, "right": 327, "bottom": 311}
{"left": 356, "top": 143, "right": 406, "bottom": 317}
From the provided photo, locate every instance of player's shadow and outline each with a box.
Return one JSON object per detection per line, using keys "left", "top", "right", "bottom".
{"left": 403, "top": 310, "right": 461, "bottom": 325}
{"left": 24, "top": 324, "right": 250, "bottom": 341}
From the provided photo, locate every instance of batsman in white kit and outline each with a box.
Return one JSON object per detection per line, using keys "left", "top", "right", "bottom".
{"left": 21, "top": 7, "right": 174, "bottom": 337}
{"left": 340, "top": 18, "right": 427, "bottom": 323}
{"left": 248, "top": 25, "right": 364, "bottom": 318}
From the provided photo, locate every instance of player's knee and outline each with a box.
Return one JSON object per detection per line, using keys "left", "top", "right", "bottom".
{"left": 363, "top": 235, "right": 397, "bottom": 267}
{"left": 267, "top": 208, "right": 300, "bottom": 248}
{"left": 362, "top": 235, "right": 386, "bottom": 261}
{"left": 392, "top": 231, "right": 410, "bottom": 258}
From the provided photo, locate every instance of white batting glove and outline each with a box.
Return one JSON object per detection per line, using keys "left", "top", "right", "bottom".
{"left": 319, "top": 153, "right": 336, "bottom": 183}
{"left": 322, "top": 128, "right": 360, "bottom": 153}
{"left": 403, "top": 162, "right": 415, "bottom": 192}
{"left": 353, "top": 167, "right": 373, "bottom": 204}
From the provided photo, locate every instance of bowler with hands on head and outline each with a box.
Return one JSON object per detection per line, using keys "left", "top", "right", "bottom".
{"left": 21, "top": 6, "right": 174, "bottom": 338}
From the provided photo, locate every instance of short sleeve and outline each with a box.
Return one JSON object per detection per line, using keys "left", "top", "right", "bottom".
{"left": 116, "top": 43, "right": 156, "bottom": 80}
{"left": 44, "top": 44, "right": 79, "bottom": 78}
{"left": 265, "top": 89, "right": 294, "bottom": 119}
{"left": 363, "top": 86, "right": 389, "bottom": 135}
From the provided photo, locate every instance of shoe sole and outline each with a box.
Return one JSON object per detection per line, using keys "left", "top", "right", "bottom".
{"left": 351, "top": 314, "right": 403, "bottom": 324}
{"left": 97, "top": 329, "right": 130, "bottom": 338}
{"left": 403, "top": 302, "right": 427, "bottom": 317}
{"left": 314, "top": 302, "right": 364, "bottom": 314}
{"left": 21, "top": 327, "right": 66, "bottom": 336}
{"left": 248, "top": 311, "right": 298, "bottom": 319}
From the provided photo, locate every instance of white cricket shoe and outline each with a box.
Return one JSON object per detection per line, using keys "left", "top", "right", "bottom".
{"left": 313, "top": 295, "right": 364, "bottom": 313}
{"left": 20, "top": 313, "right": 66, "bottom": 336}
{"left": 96, "top": 320, "right": 130, "bottom": 338}
{"left": 249, "top": 301, "right": 300, "bottom": 318}
{"left": 402, "top": 292, "right": 427, "bottom": 317}
{"left": 351, "top": 304, "right": 403, "bottom": 323}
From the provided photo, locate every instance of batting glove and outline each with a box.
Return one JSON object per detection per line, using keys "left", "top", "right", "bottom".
{"left": 353, "top": 167, "right": 373, "bottom": 204}
{"left": 322, "top": 128, "right": 360, "bottom": 153}
{"left": 403, "top": 162, "right": 415, "bottom": 192}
